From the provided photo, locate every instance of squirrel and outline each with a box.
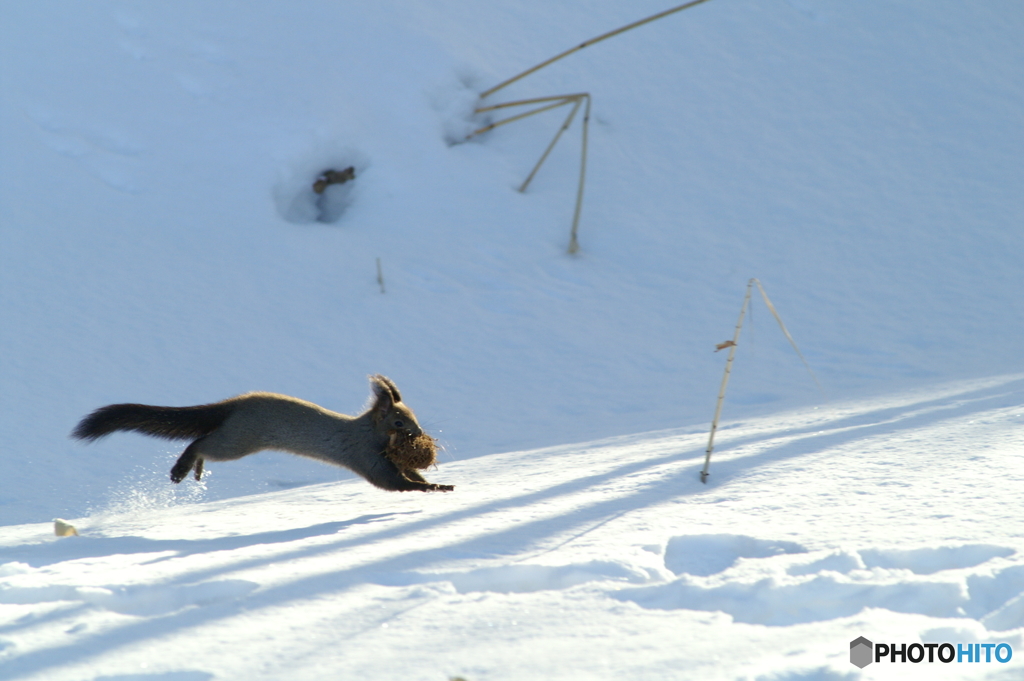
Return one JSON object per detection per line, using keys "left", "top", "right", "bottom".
{"left": 72, "top": 375, "right": 453, "bottom": 493}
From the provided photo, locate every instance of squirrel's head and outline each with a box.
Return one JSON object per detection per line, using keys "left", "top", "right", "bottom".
{"left": 367, "top": 374, "right": 424, "bottom": 439}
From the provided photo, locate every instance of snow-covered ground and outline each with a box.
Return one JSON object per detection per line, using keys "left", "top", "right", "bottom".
{"left": 2, "top": 1, "right": 1023, "bottom": 678}
{"left": 3, "top": 376, "right": 1024, "bottom": 679}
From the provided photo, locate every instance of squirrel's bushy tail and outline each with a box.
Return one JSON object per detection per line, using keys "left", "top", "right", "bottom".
{"left": 72, "top": 402, "right": 233, "bottom": 442}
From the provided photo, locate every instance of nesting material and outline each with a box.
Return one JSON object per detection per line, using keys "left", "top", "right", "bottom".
{"left": 384, "top": 431, "right": 438, "bottom": 470}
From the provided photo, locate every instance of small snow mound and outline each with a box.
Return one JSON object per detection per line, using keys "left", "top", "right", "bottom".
{"left": 0, "top": 562, "right": 32, "bottom": 577}
{"left": 965, "top": 564, "right": 1024, "bottom": 620}
{"left": 859, "top": 544, "right": 1015, "bottom": 575}
{"left": 616, "top": 572, "right": 967, "bottom": 626}
{"left": 428, "top": 69, "right": 490, "bottom": 146}
{"left": 787, "top": 550, "right": 865, "bottom": 576}
{"left": 613, "top": 539, "right": 1024, "bottom": 626}
{"left": 664, "top": 534, "right": 807, "bottom": 577}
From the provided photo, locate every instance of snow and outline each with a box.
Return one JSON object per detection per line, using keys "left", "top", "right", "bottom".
{"left": 3, "top": 377, "right": 1024, "bottom": 679}
{"left": 1, "top": 1, "right": 1023, "bottom": 679}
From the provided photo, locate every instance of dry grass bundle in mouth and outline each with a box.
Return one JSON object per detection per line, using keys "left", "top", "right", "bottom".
{"left": 384, "top": 431, "right": 438, "bottom": 470}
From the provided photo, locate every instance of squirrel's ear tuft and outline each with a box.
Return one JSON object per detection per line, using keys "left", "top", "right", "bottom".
{"left": 369, "top": 374, "right": 401, "bottom": 403}
{"left": 368, "top": 375, "right": 400, "bottom": 422}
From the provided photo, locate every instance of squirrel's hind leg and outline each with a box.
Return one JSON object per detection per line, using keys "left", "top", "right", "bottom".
{"left": 171, "top": 438, "right": 205, "bottom": 484}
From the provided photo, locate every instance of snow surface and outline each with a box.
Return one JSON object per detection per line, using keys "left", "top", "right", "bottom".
{"left": 1, "top": 0, "right": 1023, "bottom": 678}
{"left": 3, "top": 377, "right": 1024, "bottom": 679}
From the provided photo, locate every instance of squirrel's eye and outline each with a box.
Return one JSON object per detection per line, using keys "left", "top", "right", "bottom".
{"left": 393, "top": 419, "right": 405, "bottom": 428}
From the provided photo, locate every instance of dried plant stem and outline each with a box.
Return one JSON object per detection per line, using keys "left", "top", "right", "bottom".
{"left": 701, "top": 281, "right": 751, "bottom": 484}
{"left": 751, "top": 279, "right": 824, "bottom": 397}
{"left": 568, "top": 94, "right": 591, "bottom": 254}
{"left": 467, "top": 93, "right": 591, "bottom": 254}
{"left": 700, "top": 279, "right": 823, "bottom": 483}
{"left": 471, "top": 2, "right": 711, "bottom": 254}
{"left": 517, "top": 99, "right": 582, "bottom": 192}
{"left": 471, "top": 94, "right": 584, "bottom": 135}
{"left": 479, "top": 0, "right": 713, "bottom": 100}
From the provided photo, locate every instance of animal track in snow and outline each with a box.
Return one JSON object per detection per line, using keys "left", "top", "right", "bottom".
{"left": 614, "top": 535, "right": 1022, "bottom": 629}
{"left": 664, "top": 534, "right": 808, "bottom": 577}
{"left": 26, "top": 105, "right": 145, "bottom": 194}
{"left": 859, "top": 545, "right": 1014, "bottom": 575}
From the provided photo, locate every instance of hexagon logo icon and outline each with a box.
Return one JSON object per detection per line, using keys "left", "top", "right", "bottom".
{"left": 850, "top": 636, "right": 873, "bottom": 668}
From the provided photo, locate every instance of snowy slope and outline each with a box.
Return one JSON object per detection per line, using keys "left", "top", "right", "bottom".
{"left": 2, "top": 0, "right": 1022, "bottom": 525}
{"left": 1, "top": 1, "right": 1024, "bottom": 678}
{"left": 2, "top": 376, "right": 1023, "bottom": 680}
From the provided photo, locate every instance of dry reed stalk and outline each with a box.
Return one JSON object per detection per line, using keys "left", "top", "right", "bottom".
{"left": 700, "top": 278, "right": 823, "bottom": 483}
{"left": 469, "top": 1, "right": 712, "bottom": 254}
